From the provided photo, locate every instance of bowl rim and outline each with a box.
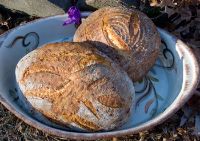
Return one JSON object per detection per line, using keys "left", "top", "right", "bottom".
{"left": 0, "top": 12, "right": 199, "bottom": 140}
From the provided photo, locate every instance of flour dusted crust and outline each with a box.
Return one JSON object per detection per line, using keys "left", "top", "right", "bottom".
{"left": 15, "top": 42, "right": 135, "bottom": 131}
{"left": 74, "top": 7, "right": 161, "bottom": 81}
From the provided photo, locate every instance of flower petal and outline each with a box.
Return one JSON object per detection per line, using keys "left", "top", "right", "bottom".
{"left": 63, "top": 6, "right": 81, "bottom": 26}
{"left": 63, "top": 19, "right": 75, "bottom": 26}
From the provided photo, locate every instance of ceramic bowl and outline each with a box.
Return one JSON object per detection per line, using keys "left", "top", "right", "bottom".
{"left": 0, "top": 12, "right": 199, "bottom": 140}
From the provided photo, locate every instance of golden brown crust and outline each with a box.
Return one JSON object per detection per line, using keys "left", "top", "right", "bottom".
{"left": 16, "top": 42, "right": 135, "bottom": 131}
{"left": 74, "top": 7, "right": 161, "bottom": 81}
{"left": 97, "top": 95, "right": 124, "bottom": 108}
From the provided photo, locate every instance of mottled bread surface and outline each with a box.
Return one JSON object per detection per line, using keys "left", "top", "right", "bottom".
{"left": 73, "top": 7, "right": 161, "bottom": 81}
{"left": 15, "top": 42, "right": 135, "bottom": 131}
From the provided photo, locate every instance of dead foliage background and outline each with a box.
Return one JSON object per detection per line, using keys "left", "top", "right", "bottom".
{"left": 0, "top": 0, "right": 200, "bottom": 140}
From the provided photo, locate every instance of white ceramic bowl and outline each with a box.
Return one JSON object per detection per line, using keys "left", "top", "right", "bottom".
{"left": 0, "top": 12, "right": 199, "bottom": 140}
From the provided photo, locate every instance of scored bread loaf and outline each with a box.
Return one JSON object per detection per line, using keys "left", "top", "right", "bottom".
{"left": 73, "top": 7, "right": 161, "bottom": 81}
{"left": 15, "top": 42, "right": 135, "bottom": 131}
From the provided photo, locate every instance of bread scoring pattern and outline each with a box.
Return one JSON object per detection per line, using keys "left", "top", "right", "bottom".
{"left": 16, "top": 42, "right": 135, "bottom": 131}
{"left": 74, "top": 7, "right": 161, "bottom": 81}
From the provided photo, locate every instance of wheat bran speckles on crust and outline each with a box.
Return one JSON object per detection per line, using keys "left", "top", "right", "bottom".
{"left": 16, "top": 42, "right": 135, "bottom": 131}
{"left": 74, "top": 7, "right": 161, "bottom": 81}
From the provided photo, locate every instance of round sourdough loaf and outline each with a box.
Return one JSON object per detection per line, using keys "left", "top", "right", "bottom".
{"left": 73, "top": 7, "right": 161, "bottom": 81}
{"left": 15, "top": 42, "right": 135, "bottom": 131}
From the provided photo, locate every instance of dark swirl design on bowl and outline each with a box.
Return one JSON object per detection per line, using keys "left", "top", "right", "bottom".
{"left": 135, "top": 40, "right": 175, "bottom": 118}
{"left": 5, "top": 32, "right": 39, "bottom": 52}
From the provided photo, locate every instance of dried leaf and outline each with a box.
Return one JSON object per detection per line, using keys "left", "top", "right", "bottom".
{"left": 158, "top": 0, "right": 176, "bottom": 8}
{"left": 113, "top": 137, "right": 118, "bottom": 141}
{"left": 145, "top": 99, "right": 155, "bottom": 113}
{"left": 150, "top": 0, "right": 158, "bottom": 6}
{"left": 164, "top": 6, "right": 176, "bottom": 17}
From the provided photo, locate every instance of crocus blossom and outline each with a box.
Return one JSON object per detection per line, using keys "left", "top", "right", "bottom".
{"left": 63, "top": 6, "right": 81, "bottom": 26}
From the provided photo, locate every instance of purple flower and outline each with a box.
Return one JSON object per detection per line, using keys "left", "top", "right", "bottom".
{"left": 63, "top": 6, "right": 81, "bottom": 26}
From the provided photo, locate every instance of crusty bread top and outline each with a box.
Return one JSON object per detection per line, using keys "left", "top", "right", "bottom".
{"left": 74, "top": 7, "right": 161, "bottom": 81}
{"left": 16, "top": 42, "right": 135, "bottom": 131}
